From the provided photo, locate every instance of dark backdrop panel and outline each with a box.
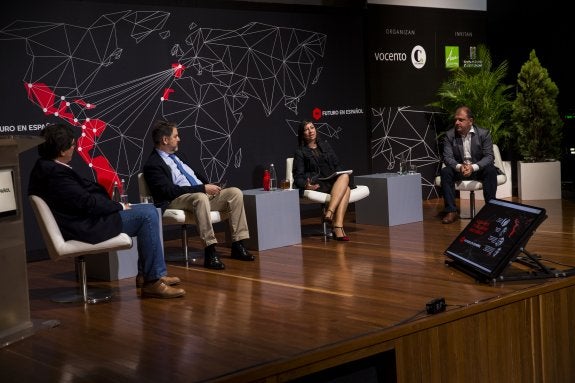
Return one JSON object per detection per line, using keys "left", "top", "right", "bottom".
{"left": 367, "top": 4, "right": 486, "bottom": 106}
{"left": 366, "top": 4, "right": 486, "bottom": 199}
{"left": 487, "top": 0, "right": 575, "bottom": 187}
{"left": 0, "top": 1, "right": 367, "bottom": 256}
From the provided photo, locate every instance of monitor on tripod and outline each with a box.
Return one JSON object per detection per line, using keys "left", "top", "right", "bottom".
{"left": 444, "top": 199, "right": 547, "bottom": 283}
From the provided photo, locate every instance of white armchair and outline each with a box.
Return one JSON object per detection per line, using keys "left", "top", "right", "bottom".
{"left": 435, "top": 144, "right": 507, "bottom": 218}
{"left": 29, "top": 195, "right": 133, "bottom": 304}
{"left": 137, "top": 173, "right": 226, "bottom": 264}
{"left": 286, "top": 158, "right": 370, "bottom": 238}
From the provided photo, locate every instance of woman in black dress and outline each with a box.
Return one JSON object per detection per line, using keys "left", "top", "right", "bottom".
{"left": 292, "top": 120, "right": 352, "bottom": 241}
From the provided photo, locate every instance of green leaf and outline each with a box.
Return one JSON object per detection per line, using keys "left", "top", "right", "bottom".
{"left": 429, "top": 45, "right": 513, "bottom": 151}
{"left": 511, "top": 50, "right": 563, "bottom": 161}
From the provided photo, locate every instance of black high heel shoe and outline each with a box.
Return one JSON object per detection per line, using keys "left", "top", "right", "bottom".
{"left": 331, "top": 226, "right": 350, "bottom": 241}
{"left": 323, "top": 208, "right": 334, "bottom": 223}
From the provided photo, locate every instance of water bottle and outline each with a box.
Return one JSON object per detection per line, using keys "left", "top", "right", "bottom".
{"left": 399, "top": 153, "right": 407, "bottom": 175}
{"left": 112, "top": 181, "right": 121, "bottom": 202}
{"left": 262, "top": 169, "right": 270, "bottom": 191}
{"left": 119, "top": 179, "right": 128, "bottom": 204}
{"left": 269, "top": 163, "right": 277, "bottom": 191}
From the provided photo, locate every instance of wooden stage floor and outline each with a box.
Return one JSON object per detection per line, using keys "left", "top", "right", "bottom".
{"left": 2, "top": 197, "right": 575, "bottom": 382}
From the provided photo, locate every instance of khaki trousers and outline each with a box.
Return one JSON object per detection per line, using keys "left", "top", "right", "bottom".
{"left": 168, "top": 187, "right": 249, "bottom": 247}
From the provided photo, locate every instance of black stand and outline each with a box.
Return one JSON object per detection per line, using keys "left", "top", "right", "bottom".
{"left": 444, "top": 259, "right": 486, "bottom": 283}
{"left": 494, "top": 247, "right": 575, "bottom": 283}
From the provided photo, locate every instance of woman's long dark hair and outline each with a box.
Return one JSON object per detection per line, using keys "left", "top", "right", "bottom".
{"left": 297, "top": 120, "right": 313, "bottom": 147}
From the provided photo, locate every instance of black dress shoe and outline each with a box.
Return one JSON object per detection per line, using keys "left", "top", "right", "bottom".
{"left": 204, "top": 255, "right": 225, "bottom": 269}
{"left": 231, "top": 241, "right": 255, "bottom": 261}
{"left": 204, "top": 245, "right": 225, "bottom": 269}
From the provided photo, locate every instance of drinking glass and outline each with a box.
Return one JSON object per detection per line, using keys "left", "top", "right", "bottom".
{"left": 140, "top": 196, "right": 154, "bottom": 204}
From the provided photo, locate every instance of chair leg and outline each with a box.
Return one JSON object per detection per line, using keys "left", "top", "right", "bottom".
{"left": 181, "top": 224, "right": 189, "bottom": 262}
{"left": 164, "top": 224, "right": 204, "bottom": 266}
{"left": 79, "top": 256, "right": 88, "bottom": 301}
{"left": 300, "top": 204, "right": 331, "bottom": 240}
{"left": 459, "top": 190, "right": 477, "bottom": 219}
{"left": 51, "top": 256, "right": 113, "bottom": 304}
{"left": 164, "top": 224, "right": 188, "bottom": 262}
{"left": 322, "top": 205, "right": 332, "bottom": 241}
{"left": 469, "top": 190, "right": 476, "bottom": 218}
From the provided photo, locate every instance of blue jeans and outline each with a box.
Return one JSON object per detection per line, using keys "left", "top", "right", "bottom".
{"left": 119, "top": 204, "right": 166, "bottom": 282}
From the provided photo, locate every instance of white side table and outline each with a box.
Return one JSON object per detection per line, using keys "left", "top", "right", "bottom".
{"left": 242, "top": 188, "right": 301, "bottom": 251}
{"left": 355, "top": 173, "right": 423, "bottom": 226}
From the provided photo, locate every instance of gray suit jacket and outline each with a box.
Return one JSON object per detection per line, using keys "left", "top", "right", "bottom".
{"left": 442, "top": 125, "right": 494, "bottom": 170}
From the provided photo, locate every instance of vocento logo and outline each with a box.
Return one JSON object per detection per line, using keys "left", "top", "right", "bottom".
{"left": 374, "top": 45, "right": 426, "bottom": 69}
{"left": 411, "top": 45, "right": 426, "bottom": 69}
{"left": 373, "top": 51, "right": 407, "bottom": 62}
{"left": 445, "top": 46, "right": 459, "bottom": 68}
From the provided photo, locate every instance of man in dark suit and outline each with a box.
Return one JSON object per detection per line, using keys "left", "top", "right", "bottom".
{"left": 440, "top": 106, "right": 499, "bottom": 224}
{"left": 143, "top": 120, "right": 254, "bottom": 269}
{"left": 29, "top": 123, "right": 184, "bottom": 298}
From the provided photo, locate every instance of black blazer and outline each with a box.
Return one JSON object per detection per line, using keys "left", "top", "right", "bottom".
{"left": 28, "top": 158, "right": 123, "bottom": 244}
{"left": 442, "top": 125, "right": 495, "bottom": 170}
{"left": 143, "top": 149, "right": 208, "bottom": 211}
{"left": 292, "top": 140, "right": 342, "bottom": 196}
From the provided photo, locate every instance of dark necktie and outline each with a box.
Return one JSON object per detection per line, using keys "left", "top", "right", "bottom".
{"left": 169, "top": 154, "right": 198, "bottom": 186}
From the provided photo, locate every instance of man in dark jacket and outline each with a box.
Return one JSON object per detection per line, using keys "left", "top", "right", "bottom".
{"left": 440, "top": 106, "right": 499, "bottom": 224}
{"left": 143, "top": 120, "right": 254, "bottom": 270}
{"left": 29, "top": 123, "right": 184, "bottom": 298}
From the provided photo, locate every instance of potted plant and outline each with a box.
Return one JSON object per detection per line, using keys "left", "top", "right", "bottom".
{"left": 431, "top": 44, "right": 514, "bottom": 150}
{"left": 431, "top": 44, "right": 514, "bottom": 198}
{"left": 512, "top": 49, "right": 563, "bottom": 200}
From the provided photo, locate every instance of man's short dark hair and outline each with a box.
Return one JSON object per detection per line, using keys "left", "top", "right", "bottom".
{"left": 151, "top": 120, "right": 177, "bottom": 146}
{"left": 38, "top": 123, "right": 75, "bottom": 160}
{"left": 456, "top": 105, "right": 474, "bottom": 120}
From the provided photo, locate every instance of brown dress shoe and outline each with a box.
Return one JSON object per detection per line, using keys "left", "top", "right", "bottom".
{"left": 136, "top": 274, "right": 181, "bottom": 288}
{"left": 442, "top": 211, "right": 459, "bottom": 224}
{"left": 141, "top": 280, "right": 185, "bottom": 299}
